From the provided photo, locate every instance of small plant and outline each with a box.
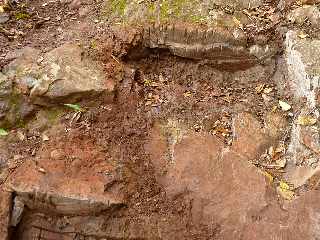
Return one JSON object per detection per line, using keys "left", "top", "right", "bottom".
{"left": 15, "top": 12, "right": 30, "bottom": 20}
{"left": 64, "top": 103, "right": 84, "bottom": 112}
{"left": 0, "top": 128, "right": 8, "bottom": 136}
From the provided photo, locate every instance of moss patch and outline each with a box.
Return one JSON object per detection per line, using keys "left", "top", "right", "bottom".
{"left": 102, "top": 0, "right": 207, "bottom": 25}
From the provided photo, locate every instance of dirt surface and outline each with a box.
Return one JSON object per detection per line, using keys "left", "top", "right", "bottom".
{"left": 2, "top": 0, "right": 320, "bottom": 239}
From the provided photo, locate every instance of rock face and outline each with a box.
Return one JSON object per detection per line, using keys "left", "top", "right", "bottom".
{"left": 146, "top": 121, "right": 271, "bottom": 238}
{"left": 106, "top": 0, "right": 278, "bottom": 70}
{"left": 0, "top": 71, "right": 34, "bottom": 128}
{"left": 232, "top": 112, "right": 273, "bottom": 160}
{"left": 145, "top": 119, "right": 320, "bottom": 239}
{"left": 6, "top": 144, "right": 124, "bottom": 217}
{"left": 0, "top": 189, "right": 11, "bottom": 240}
{"left": 3, "top": 44, "right": 114, "bottom": 106}
{"left": 285, "top": 30, "right": 320, "bottom": 188}
{"left": 287, "top": 5, "right": 320, "bottom": 27}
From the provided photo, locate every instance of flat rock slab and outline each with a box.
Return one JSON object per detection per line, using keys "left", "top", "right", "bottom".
{"left": 6, "top": 135, "right": 124, "bottom": 216}
{"left": 146, "top": 119, "right": 320, "bottom": 239}
{"left": 146, "top": 121, "right": 270, "bottom": 238}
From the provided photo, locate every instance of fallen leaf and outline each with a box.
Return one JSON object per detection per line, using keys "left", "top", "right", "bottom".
{"left": 275, "top": 158, "right": 287, "bottom": 169}
{"left": 255, "top": 84, "right": 265, "bottom": 93}
{"left": 64, "top": 103, "right": 83, "bottom": 112}
{"left": 183, "top": 91, "right": 192, "bottom": 97}
{"left": 143, "top": 79, "right": 152, "bottom": 86}
{"left": 279, "top": 100, "right": 291, "bottom": 111}
{"left": 232, "top": 16, "right": 243, "bottom": 28}
{"left": 298, "top": 31, "right": 309, "bottom": 39}
{"left": 297, "top": 115, "right": 317, "bottom": 126}
{"left": 16, "top": 131, "right": 25, "bottom": 141}
{"left": 0, "top": 6, "right": 4, "bottom": 13}
{"left": 277, "top": 186, "right": 295, "bottom": 200}
{"left": 42, "top": 134, "right": 49, "bottom": 141}
{"left": 279, "top": 180, "right": 291, "bottom": 190}
{"left": 38, "top": 167, "right": 46, "bottom": 174}
{"left": 263, "top": 87, "right": 273, "bottom": 94}
{"left": 0, "top": 128, "right": 8, "bottom": 136}
{"left": 262, "top": 171, "right": 274, "bottom": 182}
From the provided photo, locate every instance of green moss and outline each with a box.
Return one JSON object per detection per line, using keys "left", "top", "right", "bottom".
{"left": 102, "top": 0, "right": 207, "bottom": 25}
{"left": 109, "top": 0, "right": 127, "bottom": 16}
{"left": 90, "top": 40, "right": 98, "bottom": 49}
{"left": 15, "top": 12, "right": 30, "bottom": 20}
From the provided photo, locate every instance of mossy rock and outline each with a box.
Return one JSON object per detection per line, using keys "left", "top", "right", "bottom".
{"left": 103, "top": 0, "right": 263, "bottom": 25}
{"left": 102, "top": 0, "right": 277, "bottom": 70}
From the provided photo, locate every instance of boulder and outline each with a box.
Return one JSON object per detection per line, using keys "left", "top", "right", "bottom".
{"left": 3, "top": 44, "right": 114, "bottom": 106}
{"left": 0, "top": 71, "right": 34, "bottom": 128}
{"left": 287, "top": 5, "right": 320, "bottom": 27}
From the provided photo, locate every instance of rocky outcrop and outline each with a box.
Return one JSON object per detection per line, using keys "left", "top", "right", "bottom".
{"left": 145, "top": 121, "right": 271, "bottom": 238}
{"left": 107, "top": 0, "right": 278, "bottom": 70}
{"left": 6, "top": 137, "right": 124, "bottom": 217}
{"left": 284, "top": 30, "right": 320, "bottom": 189}
{"left": 3, "top": 44, "right": 114, "bottom": 106}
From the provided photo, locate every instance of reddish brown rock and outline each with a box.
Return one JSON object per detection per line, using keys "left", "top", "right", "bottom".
{"left": 232, "top": 112, "right": 273, "bottom": 160}
{"left": 0, "top": 189, "right": 11, "bottom": 240}
{"left": 243, "top": 190, "right": 320, "bottom": 240}
{"left": 147, "top": 126, "right": 271, "bottom": 238}
{"left": 6, "top": 134, "right": 124, "bottom": 216}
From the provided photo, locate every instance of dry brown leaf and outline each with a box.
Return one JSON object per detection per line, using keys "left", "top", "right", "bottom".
{"left": 298, "top": 31, "right": 309, "bottom": 39}
{"left": 297, "top": 115, "right": 317, "bottom": 126}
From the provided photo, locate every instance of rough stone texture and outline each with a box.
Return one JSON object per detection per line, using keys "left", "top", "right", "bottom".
{"left": 287, "top": 5, "right": 320, "bottom": 27}
{"left": 146, "top": 123, "right": 271, "bottom": 238}
{"left": 285, "top": 30, "right": 320, "bottom": 107}
{"left": 0, "top": 72, "right": 12, "bottom": 125}
{"left": 3, "top": 44, "right": 114, "bottom": 106}
{"left": 6, "top": 137, "right": 124, "bottom": 216}
{"left": 231, "top": 112, "right": 273, "bottom": 160}
{"left": 107, "top": 0, "right": 278, "bottom": 70}
{"left": 145, "top": 120, "right": 320, "bottom": 239}
{"left": 0, "top": 71, "right": 34, "bottom": 128}
{"left": 0, "top": 189, "right": 12, "bottom": 240}
{"left": 13, "top": 213, "right": 196, "bottom": 240}
{"left": 285, "top": 31, "right": 320, "bottom": 188}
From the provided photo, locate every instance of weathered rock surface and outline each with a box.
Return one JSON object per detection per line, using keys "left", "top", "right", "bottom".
{"left": 107, "top": 0, "right": 278, "bottom": 70}
{"left": 6, "top": 136, "right": 124, "bottom": 216}
{"left": 3, "top": 43, "right": 114, "bottom": 106}
{"left": 146, "top": 121, "right": 271, "bottom": 238}
{"left": 0, "top": 71, "right": 34, "bottom": 128}
{"left": 285, "top": 31, "right": 320, "bottom": 188}
{"left": 0, "top": 189, "right": 11, "bottom": 240}
{"left": 287, "top": 5, "right": 320, "bottom": 27}
{"left": 232, "top": 112, "right": 271, "bottom": 160}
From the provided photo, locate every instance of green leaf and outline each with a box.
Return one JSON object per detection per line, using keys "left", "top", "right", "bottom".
{"left": 63, "top": 104, "right": 83, "bottom": 112}
{"left": 0, "top": 128, "right": 8, "bottom": 136}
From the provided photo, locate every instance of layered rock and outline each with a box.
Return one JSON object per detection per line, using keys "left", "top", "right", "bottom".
{"left": 105, "top": 0, "right": 278, "bottom": 70}
{"left": 3, "top": 43, "right": 114, "bottom": 106}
